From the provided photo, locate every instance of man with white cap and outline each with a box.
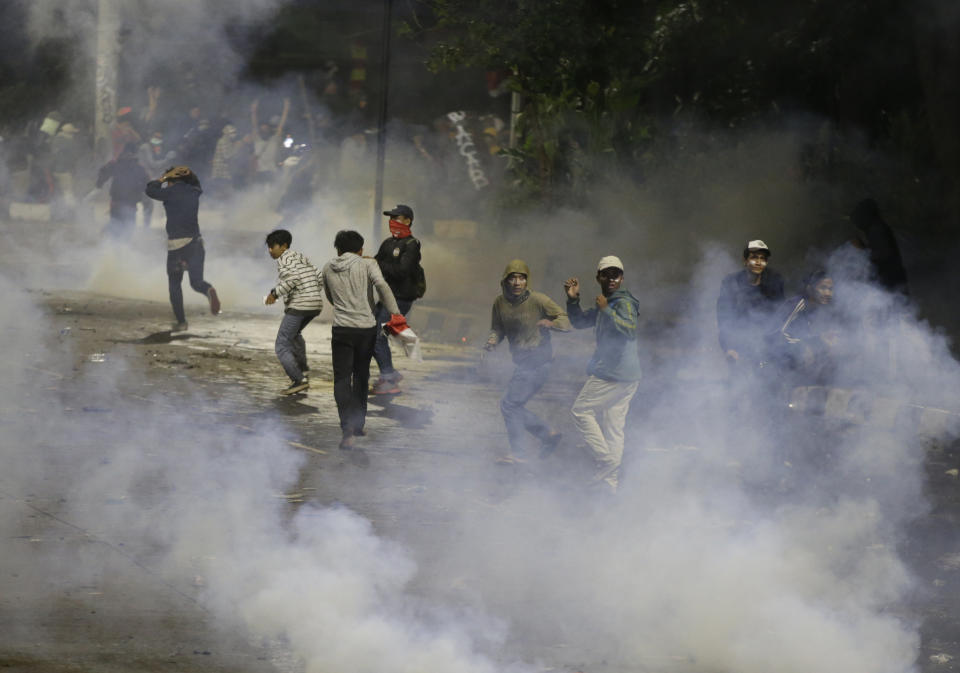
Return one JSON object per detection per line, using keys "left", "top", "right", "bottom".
{"left": 564, "top": 255, "right": 642, "bottom": 493}
{"left": 716, "top": 239, "right": 784, "bottom": 372}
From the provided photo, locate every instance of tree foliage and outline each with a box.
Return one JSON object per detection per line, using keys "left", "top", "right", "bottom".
{"left": 405, "top": 0, "right": 936, "bottom": 206}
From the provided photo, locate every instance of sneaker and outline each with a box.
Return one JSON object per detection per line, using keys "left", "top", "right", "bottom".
{"left": 339, "top": 434, "right": 355, "bottom": 450}
{"left": 171, "top": 322, "right": 188, "bottom": 332}
{"left": 207, "top": 287, "right": 221, "bottom": 315}
{"left": 281, "top": 379, "right": 309, "bottom": 395}
{"left": 383, "top": 371, "right": 403, "bottom": 384}
{"left": 539, "top": 431, "right": 562, "bottom": 459}
{"left": 371, "top": 378, "right": 401, "bottom": 395}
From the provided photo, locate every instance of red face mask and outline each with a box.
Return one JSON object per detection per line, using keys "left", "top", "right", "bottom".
{"left": 389, "top": 218, "right": 412, "bottom": 238}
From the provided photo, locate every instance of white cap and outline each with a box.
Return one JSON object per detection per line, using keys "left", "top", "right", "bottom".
{"left": 745, "top": 239, "right": 770, "bottom": 254}
{"left": 597, "top": 255, "right": 624, "bottom": 272}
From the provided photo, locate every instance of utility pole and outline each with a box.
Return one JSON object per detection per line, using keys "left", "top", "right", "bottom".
{"left": 372, "top": 0, "right": 393, "bottom": 243}
{"left": 94, "top": 0, "right": 120, "bottom": 161}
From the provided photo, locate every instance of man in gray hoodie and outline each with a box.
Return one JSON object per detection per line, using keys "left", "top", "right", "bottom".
{"left": 323, "top": 230, "right": 401, "bottom": 449}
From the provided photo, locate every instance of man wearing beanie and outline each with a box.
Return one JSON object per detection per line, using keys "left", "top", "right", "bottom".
{"left": 485, "top": 260, "right": 570, "bottom": 464}
{"left": 372, "top": 204, "right": 425, "bottom": 394}
{"left": 564, "top": 255, "right": 642, "bottom": 493}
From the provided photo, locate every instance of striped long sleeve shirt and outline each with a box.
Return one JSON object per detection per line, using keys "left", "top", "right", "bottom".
{"left": 273, "top": 249, "right": 324, "bottom": 314}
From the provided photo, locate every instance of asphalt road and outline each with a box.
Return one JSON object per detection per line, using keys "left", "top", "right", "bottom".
{"left": 0, "top": 213, "right": 958, "bottom": 673}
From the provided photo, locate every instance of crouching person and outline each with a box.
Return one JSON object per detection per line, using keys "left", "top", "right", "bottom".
{"left": 565, "top": 256, "right": 642, "bottom": 494}
{"left": 484, "top": 260, "right": 570, "bottom": 464}
{"left": 264, "top": 229, "right": 324, "bottom": 395}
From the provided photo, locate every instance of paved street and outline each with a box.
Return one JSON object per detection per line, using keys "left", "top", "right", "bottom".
{"left": 0, "top": 213, "right": 958, "bottom": 673}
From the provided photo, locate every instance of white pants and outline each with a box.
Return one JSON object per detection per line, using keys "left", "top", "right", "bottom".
{"left": 571, "top": 375, "right": 639, "bottom": 489}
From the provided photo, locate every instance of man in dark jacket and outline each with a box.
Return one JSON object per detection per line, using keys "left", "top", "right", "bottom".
{"left": 371, "top": 204, "right": 424, "bottom": 394}
{"left": 564, "top": 255, "right": 642, "bottom": 493}
{"left": 716, "top": 239, "right": 785, "bottom": 372}
{"left": 97, "top": 143, "right": 149, "bottom": 238}
{"left": 145, "top": 166, "right": 220, "bottom": 331}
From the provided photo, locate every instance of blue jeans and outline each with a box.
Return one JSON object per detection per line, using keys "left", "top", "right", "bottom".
{"left": 500, "top": 362, "right": 552, "bottom": 455}
{"left": 276, "top": 312, "right": 319, "bottom": 383}
{"left": 373, "top": 299, "right": 414, "bottom": 378}
{"left": 166, "top": 238, "right": 212, "bottom": 324}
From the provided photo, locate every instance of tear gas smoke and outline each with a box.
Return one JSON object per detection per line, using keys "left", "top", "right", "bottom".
{"left": 6, "top": 1, "right": 959, "bottom": 671}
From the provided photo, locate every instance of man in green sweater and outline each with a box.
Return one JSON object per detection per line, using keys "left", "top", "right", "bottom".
{"left": 485, "top": 260, "right": 571, "bottom": 464}
{"left": 565, "top": 255, "right": 642, "bottom": 493}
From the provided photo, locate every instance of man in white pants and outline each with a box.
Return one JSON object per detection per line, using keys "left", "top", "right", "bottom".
{"left": 564, "top": 256, "right": 642, "bottom": 493}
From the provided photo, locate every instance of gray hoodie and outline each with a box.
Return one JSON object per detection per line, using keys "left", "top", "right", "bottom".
{"left": 322, "top": 253, "right": 400, "bottom": 328}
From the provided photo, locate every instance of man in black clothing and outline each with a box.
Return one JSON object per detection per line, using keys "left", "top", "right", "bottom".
{"left": 716, "top": 239, "right": 784, "bottom": 372}
{"left": 145, "top": 166, "right": 221, "bottom": 331}
{"left": 97, "top": 143, "right": 149, "bottom": 239}
{"left": 371, "top": 204, "right": 424, "bottom": 394}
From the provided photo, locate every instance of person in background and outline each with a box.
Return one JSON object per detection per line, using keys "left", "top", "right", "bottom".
{"left": 485, "top": 259, "right": 570, "bottom": 464}
{"left": 50, "top": 122, "right": 81, "bottom": 221}
{"left": 371, "top": 204, "right": 425, "bottom": 395}
{"left": 565, "top": 255, "right": 642, "bottom": 494}
{"left": 251, "top": 97, "right": 290, "bottom": 184}
{"left": 138, "top": 130, "right": 175, "bottom": 227}
{"left": 850, "top": 198, "right": 908, "bottom": 295}
{"left": 264, "top": 229, "right": 324, "bottom": 396}
{"left": 322, "top": 230, "right": 401, "bottom": 450}
{"left": 97, "top": 142, "right": 148, "bottom": 238}
{"left": 145, "top": 166, "right": 221, "bottom": 332}
{"left": 716, "top": 239, "right": 784, "bottom": 372}
{"left": 110, "top": 107, "right": 141, "bottom": 160}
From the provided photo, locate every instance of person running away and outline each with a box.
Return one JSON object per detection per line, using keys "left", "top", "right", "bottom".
{"left": 264, "top": 228, "right": 324, "bottom": 395}
{"left": 322, "top": 230, "right": 402, "bottom": 450}
{"left": 145, "top": 166, "right": 220, "bottom": 331}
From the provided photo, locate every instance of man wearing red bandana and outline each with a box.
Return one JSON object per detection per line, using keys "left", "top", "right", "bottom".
{"left": 372, "top": 204, "right": 425, "bottom": 394}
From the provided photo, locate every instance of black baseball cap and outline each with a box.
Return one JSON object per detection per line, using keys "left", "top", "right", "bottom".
{"left": 383, "top": 204, "right": 414, "bottom": 221}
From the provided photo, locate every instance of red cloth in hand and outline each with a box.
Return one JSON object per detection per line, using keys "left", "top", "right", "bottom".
{"left": 383, "top": 314, "right": 409, "bottom": 335}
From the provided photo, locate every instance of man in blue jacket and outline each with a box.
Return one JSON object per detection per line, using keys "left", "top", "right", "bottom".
{"left": 565, "top": 255, "right": 642, "bottom": 493}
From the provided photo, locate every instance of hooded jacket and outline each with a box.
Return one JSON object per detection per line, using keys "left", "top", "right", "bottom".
{"left": 322, "top": 253, "right": 400, "bottom": 328}
{"left": 567, "top": 287, "right": 642, "bottom": 381}
{"left": 145, "top": 179, "right": 203, "bottom": 240}
{"left": 489, "top": 259, "right": 571, "bottom": 368}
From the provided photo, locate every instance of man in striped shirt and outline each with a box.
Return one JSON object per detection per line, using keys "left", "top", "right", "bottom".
{"left": 265, "top": 229, "right": 324, "bottom": 395}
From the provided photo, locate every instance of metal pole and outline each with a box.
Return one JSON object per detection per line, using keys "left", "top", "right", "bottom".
{"left": 95, "top": 0, "right": 120, "bottom": 162}
{"left": 372, "top": 0, "right": 393, "bottom": 243}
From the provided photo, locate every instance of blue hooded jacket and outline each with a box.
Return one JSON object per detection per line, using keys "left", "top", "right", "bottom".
{"left": 567, "top": 289, "right": 642, "bottom": 381}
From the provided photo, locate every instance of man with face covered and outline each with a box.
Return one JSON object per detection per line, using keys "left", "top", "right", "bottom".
{"left": 485, "top": 260, "right": 570, "bottom": 464}
{"left": 716, "top": 239, "right": 784, "bottom": 371}
{"left": 564, "top": 256, "right": 642, "bottom": 493}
